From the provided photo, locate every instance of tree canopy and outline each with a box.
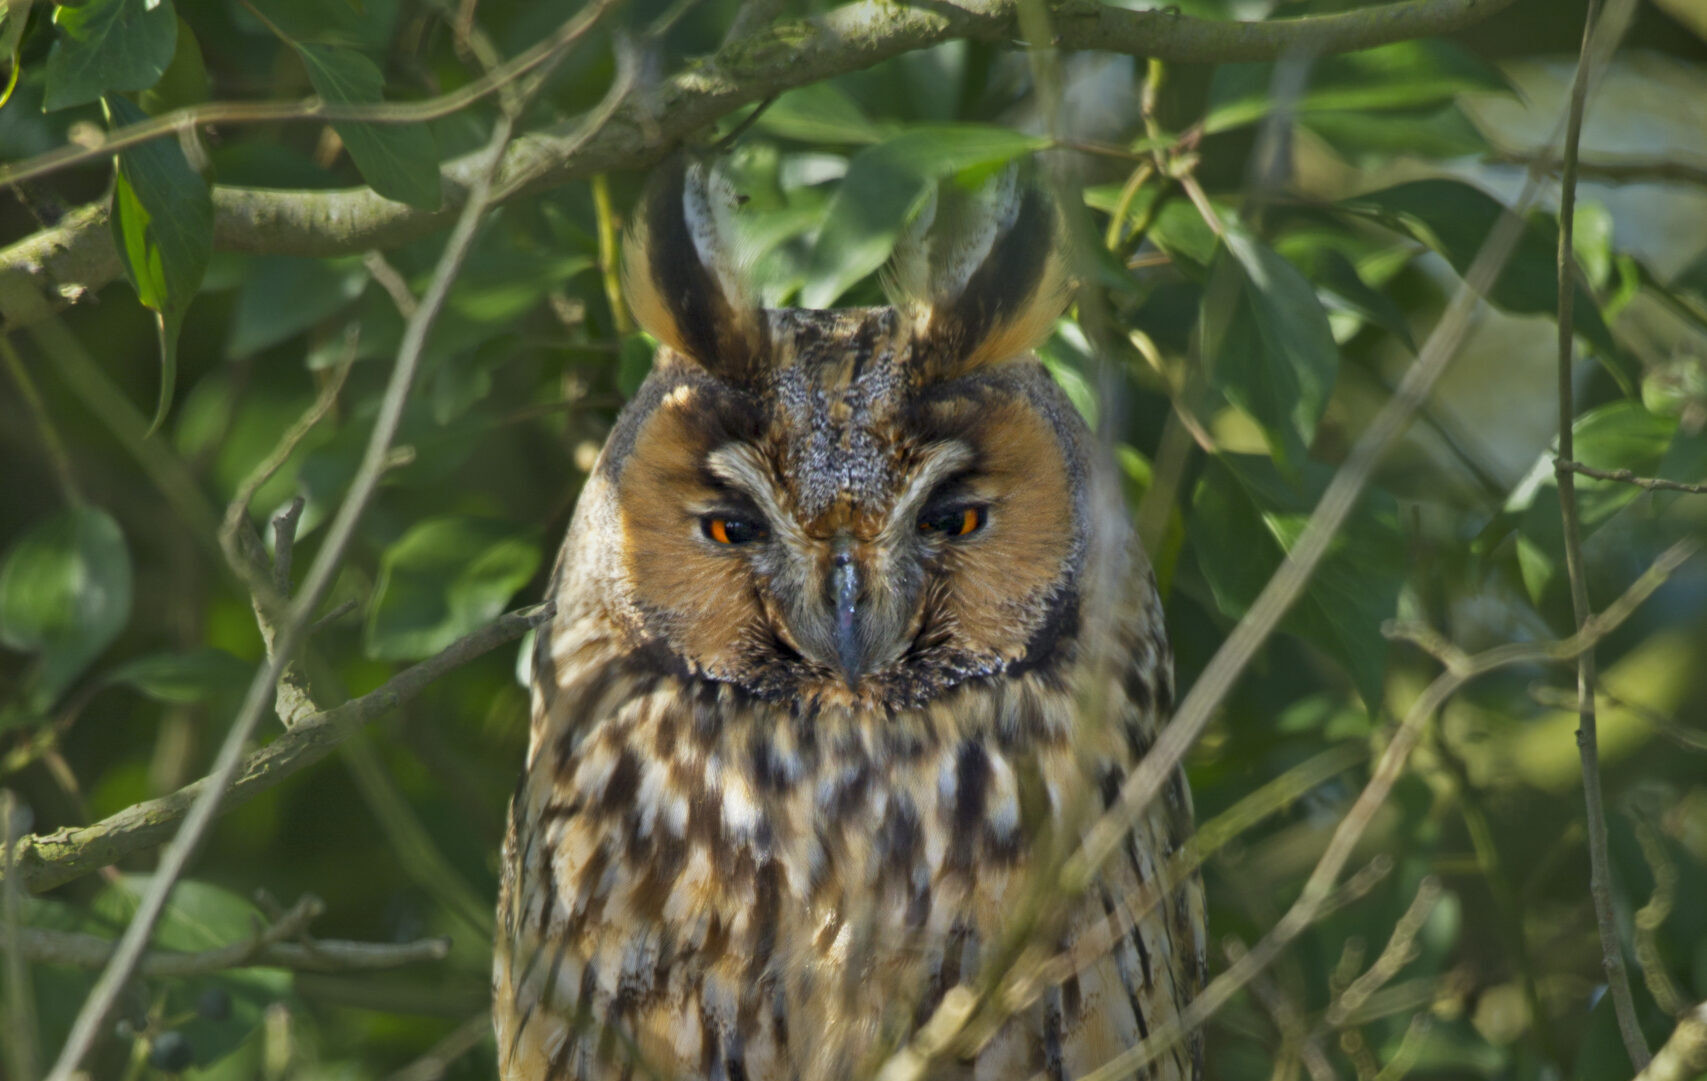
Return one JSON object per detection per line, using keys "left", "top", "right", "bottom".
{"left": 1, "top": 1, "right": 1706, "bottom": 1079}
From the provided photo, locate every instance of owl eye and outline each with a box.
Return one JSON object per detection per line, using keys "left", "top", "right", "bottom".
{"left": 702, "top": 515, "right": 768, "bottom": 545}
{"left": 918, "top": 505, "right": 985, "bottom": 538}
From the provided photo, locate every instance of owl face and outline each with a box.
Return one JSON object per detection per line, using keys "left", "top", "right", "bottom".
{"left": 598, "top": 161, "right": 1090, "bottom": 710}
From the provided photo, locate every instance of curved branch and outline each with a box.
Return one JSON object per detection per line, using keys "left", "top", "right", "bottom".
{"left": 0, "top": 0, "right": 1519, "bottom": 331}
{"left": 0, "top": 601, "right": 553, "bottom": 895}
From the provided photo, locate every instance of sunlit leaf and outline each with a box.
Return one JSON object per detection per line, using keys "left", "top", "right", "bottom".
{"left": 0, "top": 505, "right": 132, "bottom": 713}
{"left": 803, "top": 125, "right": 1048, "bottom": 307}
{"left": 43, "top": 0, "right": 177, "bottom": 111}
{"left": 367, "top": 517, "right": 542, "bottom": 661}
{"left": 1201, "top": 226, "right": 1340, "bottom": 471}
{"left": 106, "top": 94, "right": 211, "bottom": 434}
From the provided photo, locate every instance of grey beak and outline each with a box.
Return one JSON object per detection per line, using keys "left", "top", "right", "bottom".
{"left": 831, "top": 544, "right": 864, "bottom": 689}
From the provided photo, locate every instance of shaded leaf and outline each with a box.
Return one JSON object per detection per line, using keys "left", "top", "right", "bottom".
{"left": 1341, "top": 179, "right": 1620, "bottom": 366}
{"left": 1304, "top": 103, "right": 1490, "bottom": 162}
{"left": 1191, "top": 455, "right": 1405, "bottom": 707}
{"left": 294, "top": 42, "right": 440, "bottom": 210}
{"left": 803, "top": 125, "right": 1048, "bottom": 307}
{"left": 226, "top": 256, "right": 368, "bottom": 358}
{"left": 43, "top": 0, "right": 177, "bottom": 111}
{"left": 366, "top": 517, "right": 542, "bottom": 661}
{"left": 0, "top": 505, "right": 132, "bottom": 712}
{"left": 1205, "top": 39, "right": 1512, "bottom": 134}
{"left": 1201, "top": 226, "right": 1340, "bottom": 471}
{"left": 102, "top": 648, "right": 251, "bottom": 705}
{"left": 138, "top": 15, "right": 209, "bottom": 115}
{"left": 758, "top": 82, "right": 893, "bottom": 145}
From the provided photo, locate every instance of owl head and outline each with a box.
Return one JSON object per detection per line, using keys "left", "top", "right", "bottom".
{"left": 571, "top": 158, "right": 1124, "bottom": 711}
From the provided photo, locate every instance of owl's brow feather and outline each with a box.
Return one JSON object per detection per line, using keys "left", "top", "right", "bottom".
{"left": 703, "top": 442, "right": 806, "bottom": 545}
{"left": 877, "top": 441, "right": 976, "bottom": 546}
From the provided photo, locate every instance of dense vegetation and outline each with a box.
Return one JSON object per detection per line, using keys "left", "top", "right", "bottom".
{"left": 1, "top": 0, "right": 1705, "bottom": 1079}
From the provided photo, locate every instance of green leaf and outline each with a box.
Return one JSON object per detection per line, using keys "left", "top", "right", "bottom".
{"left": 1276, "top": 242, "right": 1417, "bottom": 352}
{"left": 1567, "top": 400, "right": 1678, "bottom": 526}
{"left": 1304, "top": 103, "right": 1490, "bottom": 162}
{"left": 617, "top": 332, "right": 655, "bottom": 398}
{"left": 0, "top": 505, "right": 133, "bottom": 712}
{"left": 106, "top": 94, "right": 211, "bottom": 434}
{"left": 366, "top": 517, "right": 542, "bottom": 661}
{"left": 226, "top": 256, "right": 368, "bottom": 359}
{"left": 138, "top": 15, "right": 209, "bottom": 115}
{"left": 294, "top": 42, "right": 440, "bottom": 210}
{"left": 758, "top": 82, "right": 893, "bottom": 145}
{"left": 1205, "top": 39, "right": 1513, "bottom": 134}
{"left": 93, "top": 878, "right": 293, "bottom": 1070}
{"left": 1201, "top": 226, "right": 1340, "bottom": 471}
{"left": 1341, "top": 179, "right": 1621, "bottom": 368}
{"left": 43, "top": 0, "right": 177, "bottom": 111}
{"left": 803, "top": 125, "right": 1049, "bottom": 307}
{"left": 102, "top": 648, "right": 251, "bottom": 705}
{"left": 1191, "top": 455, "right": 1405, "bottom": 707}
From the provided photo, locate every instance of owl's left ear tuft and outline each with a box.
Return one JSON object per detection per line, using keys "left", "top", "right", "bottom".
{"left": 890, "top": 165, "right": 1071, "bottom": 381}
{"left": 623, "top": 157, "right": 767, "bottom": 383}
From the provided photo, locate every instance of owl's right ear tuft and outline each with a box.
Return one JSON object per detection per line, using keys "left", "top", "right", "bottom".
{"left": 890, "top": 164, "right": 1070, "bottom": 382}
{"left": 623, "top": 158, "right": 767, "bottom": 384}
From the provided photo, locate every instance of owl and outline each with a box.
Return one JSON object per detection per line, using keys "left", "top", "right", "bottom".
{"left": 494, "top": 158, "right": 1206, "bottom": 1081}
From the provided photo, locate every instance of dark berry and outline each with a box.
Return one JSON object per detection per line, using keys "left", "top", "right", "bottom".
{"left": 148, "top": 1030, "right": 193, "bottom": 1073}
{"left": 195, "top": 987, "right": 232, "bottom": 1021}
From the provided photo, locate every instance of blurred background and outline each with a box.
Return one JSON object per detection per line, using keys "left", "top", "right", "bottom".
{"left": 1, "top": 0, "right": 1706, "bottom": 1078}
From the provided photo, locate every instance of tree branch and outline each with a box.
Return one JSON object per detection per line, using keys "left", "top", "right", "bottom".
{"left": 18, "top": 898, "right": 452, "bottom": 978}
{"left": 0, "top": 0, "right": 1520, "bottom": 332}
{"left": 1633, "top": 1003, "right": 1707, "bottom": 1081}
{"left": 1, "top": 600, "right": 552, "bottom": 895}
{"left": 1553, "top": 0, "right": 1651, "bottom": 1069}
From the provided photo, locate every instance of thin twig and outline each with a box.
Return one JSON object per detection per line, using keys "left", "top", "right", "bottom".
{"left": 3, "top": 792, "right": 40, "bottom": 1081}
{"left": 41, "top": 103, "right": 526, "bottom": 1081}
{"left": 382, "top": 1010, "right": 493, "bottom": 1081}
{"left": 1555, "top": 459, "right": 1707, "bottom": 495}
{"left": 17, "top": 922, "right": 451, "bottom": 978}
{"left": 1552, "top": 0, "right": 1650, "bottom": 1068}
{"left": 0, "top": 336, "right": 83, "bottom": 507}
{"left": 364, "top": 251, "right": 420, "bottom": 318}
{"left": 1062, "top": 540, "right": 1693, "bottom": 1081}
{"left": 1236, "top": 941, "right": 1338, "bottom": 1081}
{"left": 1630, "top": 815, "right": 1688, "bottom": 1017}
{"left": 1528, "top": 684, "right": 1707, "bottom": 754}
{"left": 1489, "top": 151, "right": 1707, "bottom": 189}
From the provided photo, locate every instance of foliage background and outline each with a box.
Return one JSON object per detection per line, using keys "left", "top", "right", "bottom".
{"left": 1, "top": 0, "right": 1706, "bottom": 1079}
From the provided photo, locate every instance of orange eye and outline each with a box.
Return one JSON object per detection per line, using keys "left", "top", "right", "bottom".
{"left": 702, "top": 515, "right": 767, "bottom": 545}
{"left": 918, "top": 505, "right": 985, "bottom": 538}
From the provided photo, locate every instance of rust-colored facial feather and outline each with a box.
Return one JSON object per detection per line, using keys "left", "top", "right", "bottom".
{"left": 604, "top": 303, "right": 1086, "bottom": 710}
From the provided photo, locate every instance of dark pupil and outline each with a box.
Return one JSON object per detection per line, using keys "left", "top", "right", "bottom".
{"left": 920, "top": 506, "right": 978, "bottom": 536}
{"left": 706, "top": 516, "right": 765, "bottom": 544}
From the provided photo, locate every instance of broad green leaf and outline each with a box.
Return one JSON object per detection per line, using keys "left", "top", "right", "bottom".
{"left": 1205, "top": 39, "right": 1512, "bottom": 134}
{"left": 366, "top": 517, "right": 542, "bottom": 661}
{"left": 1304, "top": 103, "right": 1490, "bottom": 162}
{"left": 294, "top": 43, "right": 440, "bottom": 210}
{"left": 226, "top": 255, "right": 368, "bottom": 358}
{"left": 0, "top": 0, "right": 36, "bottom": 110}
{"left": 1276, "top": 242, "right": 1417, "bottom": 352}
{"left": 617, "top": 332, "right": 655, "bottom": 398}
{"left": 803, "top": 125, "right": 1049, "bottom": 307}
{"left": 106, "top": 94, "right": 211, "bottom": 434}
{"left": 1201, "top": 226, "right": 1340, "bottom": 471}
{"left": 138, "top": 15, "right": 209, "bottom": 115}
{"left": 102, "top": 648, "right": 251, "bottom": 705}
{"left": 758, "top": 82, "right": 894, "bottom": 146}
{"left": 1567, "top": 400, "right": 1678, "bottom": 526}
{"left": 1341, "top": 179, "right": 1621, "bottom": 369}
{"left": 1191, "top": 455, "right": 1405, "bottom": 707}
{"left": 0, "top": 505, "right": 132, "bottom": 712}
{"left": 43, "top": 0, "right": 177, "bottom": 111}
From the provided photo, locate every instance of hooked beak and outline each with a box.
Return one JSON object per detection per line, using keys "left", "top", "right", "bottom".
{"left": 830, "top": 542, "right": 865, "bottom": 689}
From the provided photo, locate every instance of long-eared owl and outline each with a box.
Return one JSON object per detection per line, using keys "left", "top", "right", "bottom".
{"left": 495, "top": 158, "right": 1206, "bottom": 1081}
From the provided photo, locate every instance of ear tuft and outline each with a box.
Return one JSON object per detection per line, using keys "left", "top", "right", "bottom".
{"left": 623, "top": 157, "right": 766, "bottom": 383}
{"left": 889, "top": 164, "right": 1071, "bottom": 381}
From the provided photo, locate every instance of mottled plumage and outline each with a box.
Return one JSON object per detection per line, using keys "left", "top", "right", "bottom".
{"left": 495, "top": 160, "right": 1205, "bottom": 1081}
